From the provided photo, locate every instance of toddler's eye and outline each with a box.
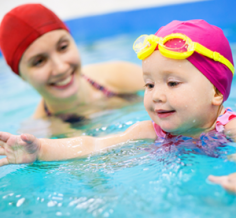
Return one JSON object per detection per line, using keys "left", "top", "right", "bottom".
{"left": 145, "top": 83, "right": 154, "bottom": 89}
{"left": 168, "top": 81, "right": 179, "bottom": 87}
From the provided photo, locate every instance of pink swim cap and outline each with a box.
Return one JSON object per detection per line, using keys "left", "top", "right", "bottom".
{"left": 155, "top": 20, "right": 234, "bottom": 101}
{"left": 0, "top": 4, "right": 69, "bottom": 75}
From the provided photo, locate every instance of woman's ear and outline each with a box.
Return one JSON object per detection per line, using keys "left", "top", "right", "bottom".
{"left": 212, "top": 87, "right": 223, "bottom": 106}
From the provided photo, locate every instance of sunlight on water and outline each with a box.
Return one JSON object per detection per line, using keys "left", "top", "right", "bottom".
{"left": 1, "top": 138, "right": 236, "bottom": 217}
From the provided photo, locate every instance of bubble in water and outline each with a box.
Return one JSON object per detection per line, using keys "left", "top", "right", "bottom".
{"left": 16, "top": 198, "right": 25, "bottom": 207}
{"left": 47, "top": 200, "right": 57, "bottom": 207}
{"left": 56, "top": 212, "right": 62, "bottom": 216}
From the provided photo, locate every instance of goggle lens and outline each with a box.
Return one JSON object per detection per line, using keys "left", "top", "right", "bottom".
{"left": 133, "top": 35, "right": 151, "bottom": 53}
{"left": 163, "top": 38, "right": 188, "bottom": 53}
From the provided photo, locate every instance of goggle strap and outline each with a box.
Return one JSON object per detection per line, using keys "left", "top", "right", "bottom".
{"left": 194, "top": 43, "right": 234, "bottom": 75}
{"left": 159, "top": 45, "right": 193, "bottom": 59}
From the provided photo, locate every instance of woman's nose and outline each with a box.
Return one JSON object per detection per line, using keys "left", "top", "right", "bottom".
{"left": 51, "top": 54, "right": 69, "bottom": 76}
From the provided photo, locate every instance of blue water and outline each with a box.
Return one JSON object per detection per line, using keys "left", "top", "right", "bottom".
{"left": 1, "top": 32, "right": 236, "bottom": 217}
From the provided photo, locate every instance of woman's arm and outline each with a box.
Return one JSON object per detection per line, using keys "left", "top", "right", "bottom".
{"left": 105, "top": 61, "right": 145, "bottom": 93}
{"left": 83, "top": 61, "right": 145, "bottom": 93}
{"left": 0, "top": 121, "right": 156, "bottom": 165}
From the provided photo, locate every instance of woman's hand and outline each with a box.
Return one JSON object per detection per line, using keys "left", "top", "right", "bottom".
{"left": 208, "top": 173, "right": 236, "bottom": 193}
{"left": 0, "top": 132, "right": 41, "bottom": 166}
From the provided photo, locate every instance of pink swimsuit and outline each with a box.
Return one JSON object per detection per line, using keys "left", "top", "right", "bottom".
{"left": 153, "top": 108, "right": 236, "bottom": 140}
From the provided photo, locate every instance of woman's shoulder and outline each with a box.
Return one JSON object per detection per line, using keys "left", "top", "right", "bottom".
{"left": 82, "top": 61, "right": 144, "bottom": 93}
{"left": 32, "top": 99, "right": 47, "bottom": 119}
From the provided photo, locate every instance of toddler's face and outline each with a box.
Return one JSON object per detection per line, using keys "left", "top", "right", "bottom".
{"left": 143, "top": 51, "right": 217, "bottom": 137}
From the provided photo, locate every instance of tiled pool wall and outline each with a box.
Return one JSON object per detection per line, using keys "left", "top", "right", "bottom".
{"left": 0, "top": 0, "right": 236, "bottom": 50}
{"left": 64, "top": 0, "right": 236, "bottom": 44}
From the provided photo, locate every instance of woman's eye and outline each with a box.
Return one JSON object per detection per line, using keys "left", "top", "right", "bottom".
{"left": 145, "top": 83, "right": 154, "bottom": 89}
{"left": 59, "top": 41, "right": 69, "bottom": 51}
{"left": 168, "top": 81, "right": 179, "bottom": 87}
{"left": 32, "top": 57, "right": 45, "bottom": 67}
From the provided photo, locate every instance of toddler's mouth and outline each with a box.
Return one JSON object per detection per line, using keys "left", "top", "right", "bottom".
{"left": 156, "top": 109, "right": 176, "bottom": 118}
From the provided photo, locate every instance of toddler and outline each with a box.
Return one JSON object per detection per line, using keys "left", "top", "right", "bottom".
{"left": 0, "top": 20, "right": 236, "bottom": 166}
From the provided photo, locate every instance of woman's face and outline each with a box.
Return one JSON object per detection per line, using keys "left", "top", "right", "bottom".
{"left": 19, "top": 30, "right": 81, "bottom": 101}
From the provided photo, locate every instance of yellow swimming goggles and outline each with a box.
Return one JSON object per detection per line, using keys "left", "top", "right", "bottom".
{"left": 133, "top": 33, "right": 234, "bottom": 75}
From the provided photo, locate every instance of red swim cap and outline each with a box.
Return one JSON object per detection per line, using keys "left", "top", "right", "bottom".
{"left": 0, "top": 4, "right": 69, "bottom": 75}
{"left": 155, "top": 20, "right": 234, "bottom": 101}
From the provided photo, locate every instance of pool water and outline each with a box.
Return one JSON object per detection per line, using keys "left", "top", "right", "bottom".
{"left": 1, "top": 32, "right": 236, "bottom": 217}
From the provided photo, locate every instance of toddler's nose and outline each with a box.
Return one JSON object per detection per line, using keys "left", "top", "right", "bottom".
{"left": 152, "top": 87, "right": 167, "bottom": 103}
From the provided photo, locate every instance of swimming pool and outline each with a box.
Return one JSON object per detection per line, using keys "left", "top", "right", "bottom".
{"left": 1, "top": 1, "right": 236, "bottom": 217}
{"left": 0, "top": 31, "right": 236, "bottom": 217}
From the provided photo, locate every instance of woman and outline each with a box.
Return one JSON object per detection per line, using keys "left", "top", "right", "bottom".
{"left": 0, "top": 3, "right": 144, "bottom": 124}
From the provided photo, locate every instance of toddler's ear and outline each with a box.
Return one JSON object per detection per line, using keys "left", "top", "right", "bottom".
{"left": 212, "top": 90, "right": 223, "bottom": 106}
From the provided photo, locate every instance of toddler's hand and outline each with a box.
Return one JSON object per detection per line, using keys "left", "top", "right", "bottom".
{"left": 0, "top": 132, "right": 41, "bottom": 166}
{"left": 208, "top": 173, "right": 236, "bottom": 193}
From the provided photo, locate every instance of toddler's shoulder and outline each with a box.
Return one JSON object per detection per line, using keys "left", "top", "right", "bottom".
{"left": 126, "top": 120, "right": 157, "bottom": 140}
{"left": 221, "top": 107, "right": 236, "bottom": 131}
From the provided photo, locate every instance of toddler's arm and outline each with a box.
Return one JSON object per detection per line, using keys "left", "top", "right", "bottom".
{"left": 0, "top": 121, "right": 156, "bottom": 166}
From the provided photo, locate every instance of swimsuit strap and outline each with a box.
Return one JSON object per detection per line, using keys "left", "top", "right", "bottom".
{"left": 152, "top": 122, "right": 167, "bottom": 140}
{"left": 81, "top": 74, "right": 118, "bottom": 97}
{"left": 44, "top": 101, "right": 51, "bottom": 116}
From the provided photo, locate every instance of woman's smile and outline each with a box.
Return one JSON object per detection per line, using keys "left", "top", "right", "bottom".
{"left": 50, "top": 73, "right": 75, "bottom": 89}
